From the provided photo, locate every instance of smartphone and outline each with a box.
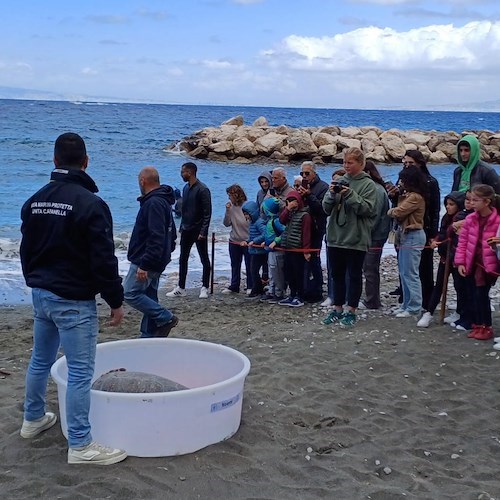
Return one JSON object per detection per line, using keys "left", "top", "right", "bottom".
{"left": 269, "top": 188, "right": 276, "bottom": 196}
{"left": 301, "top": 179, "right": 309, "bottom": 189}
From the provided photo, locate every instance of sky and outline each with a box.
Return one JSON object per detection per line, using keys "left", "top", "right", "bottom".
{"left": 1, "top": 0, "right": 500, "bottom": 110}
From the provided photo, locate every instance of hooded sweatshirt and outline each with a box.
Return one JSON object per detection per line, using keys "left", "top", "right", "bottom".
{"left": 242, "top": 200, "right": 267, "bottom": 255}
{"left": 128, "top": 185, "right": 177, "bottom": 273}
{"left": 256, "top": 171, "right": 272, "bottom": 208}
{"left": 279, "top": 190, "right": 312, "bottom": 250}
{"left": 262, "top": 197, "right": 286, "bottom": 248}
{"left": 435, "top": 191, "right": 465, "bottom": 259}
{"left": 452, "top": 135, "right": 500, "bottom": 193}
{"left": 323, "top": 171, "right": 377, "bottom": 252}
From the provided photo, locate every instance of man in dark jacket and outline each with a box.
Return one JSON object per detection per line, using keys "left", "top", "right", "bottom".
{"left": 166, "top": 162, "right": 212, "bottom": 299}
{"left": 124, "top": 166, "right": 178, "bottom": 337}
{"left": 297, "top": 161, "right": 329, "bottom": 302}
{"left": 19, "top": 132, "right": 127, "bottom": 465}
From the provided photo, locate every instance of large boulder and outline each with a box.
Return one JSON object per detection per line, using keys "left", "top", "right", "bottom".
{"left": 311, "top": 131, "right": 336, "bottom": 147}
{"left": 404, "top": 131, "right": 430, "bottom": 146}
{"left": 435, "top": 142, "right": 456, "bottom": 158}
{"left": 318, "top": 144, "right": 337, "bottom": 158}
{"left": 254, "top": 132, "right": 286, "bottom": 154}
{"left": 336, "top": 136, "right": 362, "bottom": 150}
{"left": 366, "top": 146, "right": 388, "bottom": 163}
{"left": 319, "top": 125, "right": 341, "bottom": 136}
{"left": 253, "top": 116, "right": 269, "bottom": 127}
{"left": 222, "top": 115, "right": 244, "bottom": 126}
{"left": 189, "top": 146, "right": 208, "bottom": 158}
{"left": 208, "top": 140, "right": 233, "bottom": 154}
{"left": 340, "top": 126, "right": 362, "bottom": 138}
{"left": 232, "top": 137, "right": 257, "bottom": 157}
{"left": 380, "top": 133, "right": 406, "bottom": 160}
{"left": 428, "top": 151, "right": 449, "bottom": 163}
{"left": 287, "top": 131, "right": 318, "bottom": 157}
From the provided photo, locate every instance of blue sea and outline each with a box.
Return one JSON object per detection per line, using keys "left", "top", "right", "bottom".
{"left": 1, "top": 99, "right": 499, "bottom": 305}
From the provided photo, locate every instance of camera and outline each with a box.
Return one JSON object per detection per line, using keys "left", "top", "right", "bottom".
{"left": 331, "top": 178, "right": 349, "bottom": 193}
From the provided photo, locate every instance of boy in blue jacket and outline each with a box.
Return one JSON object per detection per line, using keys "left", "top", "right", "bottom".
{"left": 260, "top": 197, "right": 286, "bottom": 303}
{"left": 241, "top": 201, "right": 267, "bottom": 298}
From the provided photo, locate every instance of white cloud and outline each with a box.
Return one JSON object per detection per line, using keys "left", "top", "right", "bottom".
{"left": 262, "top": 21, "right": 500, "bottom": 72}
{"left": 86, "top": 15, "right": 129, "bottom": 25}
{"left": 136, "top": 9, "right": 169, "bottom": 21}
{"left": 81, "top": 67, "right": 98, "bottom": 76}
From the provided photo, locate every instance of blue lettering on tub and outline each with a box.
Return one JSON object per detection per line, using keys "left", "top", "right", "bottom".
{"left": 210, "top": 393, "right": 240, "bottom": 413}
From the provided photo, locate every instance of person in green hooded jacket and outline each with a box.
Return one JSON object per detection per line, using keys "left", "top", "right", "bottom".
{"left": 322, "top": 147, "right": 377, "bottom": 327}
{"left": 452, "top": 135, "right": 500, "bottom": 194}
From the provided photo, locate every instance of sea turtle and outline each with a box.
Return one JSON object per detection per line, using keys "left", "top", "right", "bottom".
{"left": 91, "top": 368, "right": 188, "bottom": 393}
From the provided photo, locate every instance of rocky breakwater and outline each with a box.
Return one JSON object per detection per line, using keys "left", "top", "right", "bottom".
{"left": 167, "top": 115, "right": 500, "bottom": 165}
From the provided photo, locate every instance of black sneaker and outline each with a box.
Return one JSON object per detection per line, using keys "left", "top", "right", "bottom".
{"left": 388, "top": 286, "right": 402, "bottom": 296}
{"left": 154, "top": 315, "right": 179, "bottom": 337}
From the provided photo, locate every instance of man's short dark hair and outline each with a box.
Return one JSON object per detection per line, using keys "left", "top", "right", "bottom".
{"left": 182, "top": 162, "right": 197, "bottom": 175}
{"left": 54, "top": 133, "right": 87, "bottom": 168}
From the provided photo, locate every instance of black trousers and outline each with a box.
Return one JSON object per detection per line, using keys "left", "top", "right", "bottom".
{"left": 178, "top": 229, "right": 211, "bottom": 289}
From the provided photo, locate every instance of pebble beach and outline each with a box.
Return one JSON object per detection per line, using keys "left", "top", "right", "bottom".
{"left": 1, "top": 255, "right": 500, "bottom": 499}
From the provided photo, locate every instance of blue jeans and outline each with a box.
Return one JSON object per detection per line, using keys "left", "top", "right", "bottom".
{"left": 398, "top": 229, "right": 425, "bottom": 314}
{"left": 123, "top": 263, "right": 174, "bottom": 338}
{"left": 25, "top": 288, "right": 98, "bottom": 448}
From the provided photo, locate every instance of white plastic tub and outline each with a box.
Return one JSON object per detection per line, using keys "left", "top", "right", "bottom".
{"left": 50, "top": 338, "right": 251, "bottom": 457}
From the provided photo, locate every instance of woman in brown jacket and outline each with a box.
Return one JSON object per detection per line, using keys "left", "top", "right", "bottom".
{"left": 388, "top": 165, "right": 427, "bottom": 318}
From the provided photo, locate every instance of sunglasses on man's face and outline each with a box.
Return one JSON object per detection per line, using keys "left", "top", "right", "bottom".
{"left": 300, "top": 171, "right": 312, "bottom": 176}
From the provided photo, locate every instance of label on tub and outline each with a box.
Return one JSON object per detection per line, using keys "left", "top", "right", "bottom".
{"left": 210, "top": 393, "right": 241, "bottom": 413}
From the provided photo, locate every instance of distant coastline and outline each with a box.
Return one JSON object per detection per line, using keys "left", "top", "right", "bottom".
{"left": 1, "top": 88, "right": 500, "bottom": 113}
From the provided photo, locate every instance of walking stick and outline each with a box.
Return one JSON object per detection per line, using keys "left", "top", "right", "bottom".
{"left": 438, "top": 241, "right": 452, "bottom": 325}
{"left": 210, "top": 232, "right": 215, "bottom": 295}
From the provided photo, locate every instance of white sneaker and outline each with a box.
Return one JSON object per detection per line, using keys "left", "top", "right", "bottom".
{"left": 199, "top": 286, "right": 209, "bottom": 299}
{"left": 494, "top": 337, "right": 500, "bottom": 343}
{"left": 221, "top": 288, "right": 235, "bottom": 294}
{"left": 417, "top": 312, "right": 433, "bottom": 328}
{"left": 166, "top": 286, "right": 186, "bottom": 297}
{"left": 320, "top": 297, "right": 333, "bottom": 307}
{"left": 392, "top": 307, "right": 405, "bottom": 316}
{"left": 246, "top": 289, "right": 252, "bottom": 296}
{"left": 443, "top": 312, "right": 460, "bottom": 324}
{"left": 68, "top": 441, "right": 127, "bottom": 465}
{"left": 20, "top": 412, "right": 57, "bottom": 438}
{"left": 494, "top": 343, "right": 500, "bottom": 351}
{"left": 395, "top": 310, "right": 412, "bottom": 318}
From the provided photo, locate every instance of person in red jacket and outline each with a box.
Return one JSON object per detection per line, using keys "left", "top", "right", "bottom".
{"left": 454, "top": 184, "right": 500, "bottom": 340}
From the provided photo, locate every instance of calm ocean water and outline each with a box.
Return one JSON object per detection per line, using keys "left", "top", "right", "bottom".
{"left": 1, "top": 99, "right": 499, "bottom": 304}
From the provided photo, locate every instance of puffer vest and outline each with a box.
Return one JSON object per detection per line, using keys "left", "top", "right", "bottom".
{"left": 281, "top": 208, "right": 308, "bottom": 249}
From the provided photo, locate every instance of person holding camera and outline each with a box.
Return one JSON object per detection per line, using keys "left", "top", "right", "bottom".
{"left": 296, "top": 161, "right": 329, "bottom": 303}
{"left": 322, "top": 148, "right": 377, "bottom": 326}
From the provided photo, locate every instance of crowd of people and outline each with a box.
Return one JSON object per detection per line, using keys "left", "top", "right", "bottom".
{"left": 17, "top": 131, "right": 500, "bottom": 466}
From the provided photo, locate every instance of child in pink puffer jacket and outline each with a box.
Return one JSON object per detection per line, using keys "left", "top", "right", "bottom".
{"left": 454, "top": 184, "right": 500, "bottom": 340}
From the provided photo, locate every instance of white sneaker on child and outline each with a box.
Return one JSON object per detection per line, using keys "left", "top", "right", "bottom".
{"left": 443, "top": 312, "right": 460, "bottom": 324}
{"left": 320, "top": 297, "right": 332, "bottom": 307}
{"left": 417, "top": 312, "right": 433, "bottom": 328}
{"left": 199, "top": 286, "right": 209, "bottom": 299}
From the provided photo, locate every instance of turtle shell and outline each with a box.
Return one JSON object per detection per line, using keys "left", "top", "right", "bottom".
{"left": 91, "top": 369, "right": 188, "bottom": 393}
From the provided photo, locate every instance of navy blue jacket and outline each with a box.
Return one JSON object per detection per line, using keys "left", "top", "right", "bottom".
{"left": 20, "top": 168, "right": 123, "bottom": 309}
{"left": 127, "top": 185, "right": 177, "bottom": 273}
